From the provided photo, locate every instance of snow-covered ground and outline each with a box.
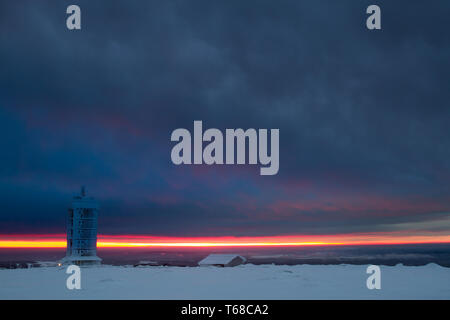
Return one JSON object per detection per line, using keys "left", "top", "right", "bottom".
{"left": 0, "top": 263, "right": 449, "bottom": 299}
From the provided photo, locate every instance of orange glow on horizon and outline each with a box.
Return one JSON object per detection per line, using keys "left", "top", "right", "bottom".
{"left": 0, "top": 233, "right": 450, "bottom": 248}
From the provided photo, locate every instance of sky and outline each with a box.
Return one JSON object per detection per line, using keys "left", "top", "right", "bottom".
{"left": 0, "top": 1, "right": 449, "bottom": 244}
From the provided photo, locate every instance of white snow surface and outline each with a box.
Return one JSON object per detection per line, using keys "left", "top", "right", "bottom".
{"left": 0, "top": 263, "right": 449, "bottom": 299}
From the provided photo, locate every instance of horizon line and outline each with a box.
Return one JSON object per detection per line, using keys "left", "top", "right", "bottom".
{"left": 1, "top": 233, "right": 450, "bottom": 248}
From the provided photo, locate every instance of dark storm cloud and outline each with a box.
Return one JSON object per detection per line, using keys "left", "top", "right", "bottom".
{"left": 0, "top": 1, "right": 449, "bottom": 236}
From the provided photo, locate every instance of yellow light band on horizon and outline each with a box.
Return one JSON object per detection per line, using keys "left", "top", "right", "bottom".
{"left": 0, "top": 241, "right": 66, "bottom": 248}
{"left": 97, "top": 241, "right": 342, "bottom": 247}
{"left": 1, "top": 237, "right": 450, "bottom": 248}
{"left": 0, "top": 240, "right": 341, "bottom": 248}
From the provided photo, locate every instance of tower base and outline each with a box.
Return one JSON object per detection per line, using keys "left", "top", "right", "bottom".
{"left": 61, "top": 255, "right": 102, "bottom": 266}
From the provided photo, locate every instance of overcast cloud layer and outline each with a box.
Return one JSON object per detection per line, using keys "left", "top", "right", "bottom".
{"left": 0, "top": 1, "right": 449, "bottom": 237}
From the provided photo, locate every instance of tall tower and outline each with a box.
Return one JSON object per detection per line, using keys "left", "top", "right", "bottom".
{"left": 62, "top": 187, "right": 101, "bottom": 265}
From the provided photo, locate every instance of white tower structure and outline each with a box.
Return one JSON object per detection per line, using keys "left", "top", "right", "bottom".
{"left": 62, "top": 187, "right": 101, "bottom": 265}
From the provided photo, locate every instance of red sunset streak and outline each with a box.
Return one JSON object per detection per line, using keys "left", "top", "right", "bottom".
{"left": 1, "top": 233, "right": 450, "bottom": 248}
